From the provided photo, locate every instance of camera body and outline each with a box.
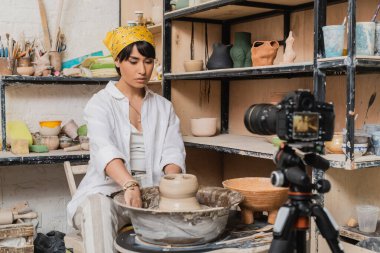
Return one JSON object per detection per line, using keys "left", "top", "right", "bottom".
{"left": 245, "top": 90, "right": 335, "bottom": 143}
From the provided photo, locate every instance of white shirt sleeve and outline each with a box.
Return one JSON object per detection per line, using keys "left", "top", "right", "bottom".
{"left": 84, "top": 94, "right": 127, "bottom": 178}
{"left": 159, "top": 104, "right": 186, "bottom": 174}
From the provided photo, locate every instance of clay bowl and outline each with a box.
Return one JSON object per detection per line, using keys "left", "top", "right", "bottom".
{"left": 40, "top": 126, "right": 61, "bottom": 136}
{"left": 184, "top": 60, "right": 203, "bottom": 72}
{"left": 114, "top": 186, "right": 243, "bottom": 246}
{"left": 190, "top": 117, "right": 217, "bottom": 137}
{"left": 222, "top": 177, "right": 288, "bottom": 225}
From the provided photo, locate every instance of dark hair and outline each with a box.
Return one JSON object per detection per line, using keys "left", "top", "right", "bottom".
{"left": 115, "top": 41, "right": 156, "bottom": 75}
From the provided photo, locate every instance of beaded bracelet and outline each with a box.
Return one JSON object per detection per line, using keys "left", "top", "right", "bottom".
{"left": 122, "top": 180, "right": 140, "bottom": 191}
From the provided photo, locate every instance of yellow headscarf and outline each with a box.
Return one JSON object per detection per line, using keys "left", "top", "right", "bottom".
{"left": 103, "top": 26, "right": 155, "bottom": 60}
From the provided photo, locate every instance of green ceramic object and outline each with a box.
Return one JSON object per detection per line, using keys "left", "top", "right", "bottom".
{"left": 175, "top": 0, "right": 189, "bottom": 9}
{"left": 77, "top": 124, "right": 88, "bottom": 136}
{"left": 29, "top": 145, "right": 49, "bottom": 153}
{"left": 230, "top": 32, "right": 252, "bottom": 68}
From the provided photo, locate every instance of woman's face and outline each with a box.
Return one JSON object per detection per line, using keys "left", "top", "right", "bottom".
{"left": 116, "top": 45, "right": 154, "bottom": 88}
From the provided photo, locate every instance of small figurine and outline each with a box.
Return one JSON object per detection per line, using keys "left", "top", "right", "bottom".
{"left": 281, "top": 31, "right": 296, "bottom": 64}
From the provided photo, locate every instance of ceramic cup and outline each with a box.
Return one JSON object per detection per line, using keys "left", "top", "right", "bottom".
{"left": 356, "top": 205, "right": 379, "bottom": 233}
{"left": 322, "top": 25, "right": 345, "bottom": 58}
{"left": 356, "top": 22, "right": 376, "bottom": 56}
{"left": 372, "top": 131, "right": 380, "bottom": 156}
{"left": 375, "top": 22, "right": 380, "bottom": 56}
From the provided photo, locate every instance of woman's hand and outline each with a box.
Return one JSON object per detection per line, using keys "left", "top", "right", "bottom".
{"left": 124, "top": 186, "right": 142, "bottom": 208}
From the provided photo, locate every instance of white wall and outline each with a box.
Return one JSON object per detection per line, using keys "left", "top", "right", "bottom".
{"left": 0, "top": 0, "right": 119, "bottom": 233}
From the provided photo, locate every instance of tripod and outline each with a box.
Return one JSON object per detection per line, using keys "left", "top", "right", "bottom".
{"left": 268, "top": 144, "right": 345, "bottom": 253}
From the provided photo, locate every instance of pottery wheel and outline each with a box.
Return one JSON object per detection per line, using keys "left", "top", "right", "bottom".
{"left": 114, "top": 212, "right": 272, "bottom": 253}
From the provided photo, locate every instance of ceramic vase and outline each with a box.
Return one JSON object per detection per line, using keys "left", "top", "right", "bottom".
{"left": 251, "top": 41, "right": 279, "bottom": 66}
{"left": 230, "top": 32, "right": 252, "bottom": 68}
{"left": 159, "top": 174, "right": 201, "bottom": 211}
{"left": 322, "top": 25, "right": 345, "bottom": 58}
{"left": 206, "top": 43, "right": 233, "bottom": 69}
{"left": 281, "top": 31, "right": 296, "bottom": 64}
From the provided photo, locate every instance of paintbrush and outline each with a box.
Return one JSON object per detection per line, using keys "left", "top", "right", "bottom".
{"left": 0, "top": 35, "right": 3, "bottom": 57}
{"left": 364, "top": 92, "right": 377, "bottom": 125}
{"left": 371, "top": 1, "right": 380, "bottom": 22}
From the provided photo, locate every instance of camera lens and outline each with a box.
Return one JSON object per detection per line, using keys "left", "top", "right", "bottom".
{"left": 244, "top": 104, "right": 277, "bottom": 135}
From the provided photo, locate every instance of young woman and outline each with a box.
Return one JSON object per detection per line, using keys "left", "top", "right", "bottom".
{"left": 66, "top": 26, "right": 186, "bottom": 252}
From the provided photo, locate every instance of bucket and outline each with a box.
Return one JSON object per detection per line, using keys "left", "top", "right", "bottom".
{"left": 356, "top": 22, "right": 376, "bottom": 56}
{"left": 322, "top": 25, "right": 345, "bottom": 57}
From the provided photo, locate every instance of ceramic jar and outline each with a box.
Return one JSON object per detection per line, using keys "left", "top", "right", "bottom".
{"left": 206, "top": 43, "right": 233, "bottom": 70}
{"left": 325, "top": 133, "right": 344, "bottom": 154}
{"left": 230, "top": 32, "right": 252, "bottom": 68}
{"left": 62, "top": 119, "right": 79, "bottom": 139}
{"left": 159, "top": 174, "right": 202, "bottom": 211}
{"left": 41, "top": 136, "right": 59, "bottom": 150}
{"left": 251, "top": 41, "right": 279, "bottom": 66}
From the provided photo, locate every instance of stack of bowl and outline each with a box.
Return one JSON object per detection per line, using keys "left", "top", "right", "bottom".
{"left": 39, "top": 121, "right": 61, "bottom": 150}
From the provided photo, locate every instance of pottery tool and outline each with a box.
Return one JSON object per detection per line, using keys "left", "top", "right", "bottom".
{"left": 342, "top": 16, "right": 347, "bottom": 26}
{"left": 371, "top": 1, "right": 380, "bottom": 22}
{"left": 52, "top": 0, "right": 64, "bottom": 51}
{"left": 37, "top": 0, "right": 51, "bottom": 51}
{"left": 364, "top": 92, "right": 376, "bottom": 125}
{"left": 0, "top": 211, "right": 38, "bottom": 225}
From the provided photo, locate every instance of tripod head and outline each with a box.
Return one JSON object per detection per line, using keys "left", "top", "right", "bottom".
{"left": 271, "top": 143, "right": 331, "bottom": 195}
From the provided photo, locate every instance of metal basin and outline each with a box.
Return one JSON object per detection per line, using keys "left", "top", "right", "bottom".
{"left": 114, "top": 186, "right": 243, "bottom": 246}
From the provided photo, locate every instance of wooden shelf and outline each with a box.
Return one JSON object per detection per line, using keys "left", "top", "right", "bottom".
{"left": 0, "top": 150, "right": 89, "bottom": 165}
{"left": 183, "top": 134, "right": 276, "bottom": 159}
{"left": 165, "top": 62, "right": 313, "bottom": 80}
{"left": 0, "top": 76, "right": 118, "bottom": 85}
{"left": 340, "top": 225, "right": 380, "bottom": 243}
{"left": 318, "top": 56, "right": 380, "bottom": 73}
{"left": 148, "top": 80, "right": 162, "bottom": 85}
{"left": 147, "top": 24, "right": 162, "bottom": 34}
{"left": 165, "top": 0, "right": 343, "bottom": 22}
{"left": 324, "top": 154, "right": 380, "bottom": 170}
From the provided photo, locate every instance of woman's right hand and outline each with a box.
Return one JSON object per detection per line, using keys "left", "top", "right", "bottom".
{"left": 124, "top": 186, "right": 142, "bottom": 208}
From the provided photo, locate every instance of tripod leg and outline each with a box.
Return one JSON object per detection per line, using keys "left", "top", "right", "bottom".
{"left": 269, "top": 205, "right": 298, "bottom": 253}
{"left": 311, "top": 204, "right": 345, "bottom": 253}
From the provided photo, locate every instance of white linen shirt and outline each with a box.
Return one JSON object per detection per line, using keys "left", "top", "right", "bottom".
{"left": 67, "top": 81, "right": 186, "bottom": 227}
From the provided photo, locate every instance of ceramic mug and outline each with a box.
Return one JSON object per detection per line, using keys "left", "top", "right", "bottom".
{"left": 322, "top": 25, "right": 345, "bottom": 58}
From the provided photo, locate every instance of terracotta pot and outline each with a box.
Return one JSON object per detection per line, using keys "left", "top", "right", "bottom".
{"left": 184, "top": 60, "right": 203, "bottom": 72}
{"left": 41, "top": 136, "right": 59, "bottom": 150}
{"left": 223, "top": 177, "right": 288, "bottom": 224}
{"left": 17, "top": 66, "right": 35, "bottom": 76}
{"left": 0, "top": 58, "right": 12, "bottom": 76}
{"left": 190, "top": 118, "right": 217, "bottom": 137}
{"left": 325, "top": 133, "right": 344, "bottom": 154}
{"left": 159, "top": 174, "right": 201, "bottom": 211}
{"left": 251, "top": 40, "right": 279, "bottom": 66}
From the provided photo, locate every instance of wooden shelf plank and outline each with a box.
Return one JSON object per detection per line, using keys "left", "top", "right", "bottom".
{"left": 340, "top": 225, "right": 380, "bottom": 243}
{"left": 165, "top": 0, "right": 314, "bottom": 21}
{"left": 148, "top": 80, "right": 162, "bottom": 85}
{"left": 184, "top": 134, "right": 276, "bottom": 159}
{"left": 325, "top": 154, "right": 380, "bottom": 170}
{"left": 318, "top": 56, "right": 380, "bottom": 73}
{"left": 0, "top": 150, "right": 89, "bottom": 165}
{"left": 165, "top": 62, "right": 314, "bottom": 80}
{"left": 147, "top": 24, "right": 162, "bottom": 34}
{"left": 0, "top": 76, "right": 118, "bottom": 85}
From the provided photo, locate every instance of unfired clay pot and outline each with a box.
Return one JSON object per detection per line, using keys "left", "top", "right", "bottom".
{"left": 190, "top": 117, "right": 217, "bottom": 137}
{"left": 325, "top": 133, "right": 344, "bottom": 154}
{"left": 251, "top": 41, "right": 279, "bottom": 66}
{"left": 159, "top": 174, "right": 202, "bottom": 211}
{"left": 184, "top": 60, "right": 203, "bottom": 72}
{"left": 49, "top": 51, "right": 62, "bottom": 71}
{"left": 17, "top": 66, "right": 35, "bottom": 76}
{"left": 62, "top": 119, "right": 79, "bottom": 139}
{"left": 223, "top": 177, "right": 288, "bottom": 224}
